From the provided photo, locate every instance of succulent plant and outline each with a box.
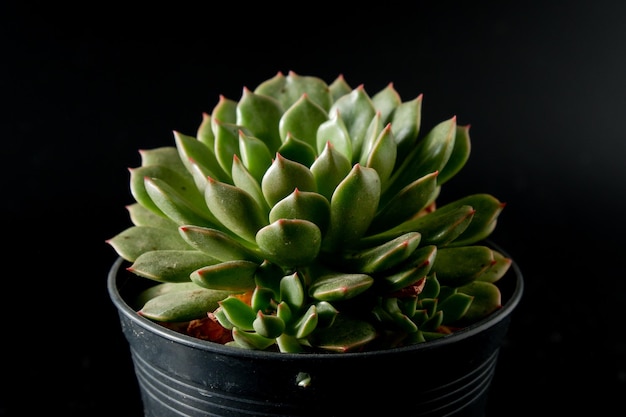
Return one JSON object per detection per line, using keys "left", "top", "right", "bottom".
{"left": 107, "top": 71, "right": 511, "bottom": 354}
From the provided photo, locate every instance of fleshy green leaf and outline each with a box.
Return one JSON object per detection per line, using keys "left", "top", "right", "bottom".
{"left": 236, "top": 87, "right": 283, "bottom": 153}
{"left": 436, "top": 124, "right": 471, "bottom": 185}
{"left": 279, "top": 93, "right": 328, "bottom": 149}
{"left": 190, "top": 260, "right": 258, "bottom": 291}
{"left": 129, "top": 250, "right": 219, "bottom": 282}
{"left": 307, "top": 315, "right": 377, "bottom": 353}
{"left": 174, "top": 130, "right": 229, "bottom": 183}
{"left": 308, "top": 272, "right": 374, "bottom": 301}
{"left": 256, "top": 219, "right": 322, "bottom": 268}
{"left": 337, "top": 232, "right": 422, "bottom": 274}
{"left": 269, "top": 189, "right": 330, "bottom": 234}
{"left": 231, "top": 327, "right": 276, "bottom": 350}
{"left": 476, "top": 250, "right": 512, "bottom": 283}
{"left": 253, "top": 311, "right": 286, "bottom": 339}
{"left": 205, "top": 177, "right": 268, "bottom": 244}
{"left": 328, "top": 85, "right": 376, "bottom": 161}
{"left": 218, "top": 296, "right": 257, "bottom": 331}
{"left": 277, "top": 133, "right": 317, "bottom": 168}
{"left": 279, "top": 272, "right": 306, "bottom": 310}
{"left": 369, "top": 171, "right": 438, "bottom": 234}
{"left": 457, "top": 281, "right": 502, "bottom": 321}
{"left": 310, "top": 141, "right": 352, "bottom": 201}
{"left": 145, "top": 177, "right": 220, "bottom": 228}
{"left": 389, "top": 95, "right": 422, "bottom": 161}
{"left": 138, "top": 287, "right": 231, "bottom": 322}
{"left": 438, "top": 292, "right": 474, "bottom": 324}
{"left": 371, "top": 82, "right": 402, "bottom": 125}
{"left": 261, "top": 153, "right": 317, "bottom": 207}
{"left": 433, "top": 246, "right": 496, "bottom": 287}
{"left": 363, "top": 123, "right": 397, "bottom": 185}
{"left": 316, "top": 110, "right": 352, "bottom": 162}
{"left": 178, "top": 225, "right": 262, "bottom": 262}
{"left": 106, "top": 225, "right": 191, "bottom": 262}
{"left": 382, "top": 116, "right": 456, "bottom": 200}
{"left": 323, "top": 164, "right": 380, "bottom": 251}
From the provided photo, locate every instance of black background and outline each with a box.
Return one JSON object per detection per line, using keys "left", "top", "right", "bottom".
{"left": 3, "top": 1, "right": 625, "bottom": 416}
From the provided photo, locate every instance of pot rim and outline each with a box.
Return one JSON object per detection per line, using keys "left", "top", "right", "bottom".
{"left": 108, "top": 240, "right": 523, "bottom": 360}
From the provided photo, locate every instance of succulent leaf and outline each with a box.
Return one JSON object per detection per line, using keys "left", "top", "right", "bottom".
{"left": 280, "top": 272, "right": 306, "bottom": 311}
{"left": 436, "top": 124, "right": 471, "bottom": 185}
{"left": 138, "top": 286, "right": 231, "bottom": 322}
{"left": 360, "top": 204, "right": 474, "bottom": 248}
{"left": 371, "top": 82, "right": 402, "bottom": 125}
{"left": 307, "top": 315, "right": 378, "bottom": 353}
{"left": 251, "top": 286, "right": 275, "bottom": 312}
{"left": 277, "top": 133, "right": 317, "bottom": 167}
{"left": 255, "top": 71, "right": 333, "bottom": 112}
{"left": 145, "top": 177, "right": 220, "bottom": 228}
{"left": 388, "top": 94, "right": 422, "bottom": 161}
{"left": 261, "top": 153, "right": 317, "bottom": 207}
{"left": 316, "top": 110, "right": 352, "bottom": 161}
{"left": 129, "top": 165, "right": 199, "bottom": 217}
{"left": 253, "top": 311, "right": 286, "bottom": 339}
{"left": 190, "top": 260, "right": 258, "bottom": 291}
{"left": 196, "top": 112, "right": 215, "bottom": 150}
{"left": 432, "top": 246, "right": 496, "bottom": 286}
{"left": 211, "top": 94, "right": 238, "bottom": 126}
{"left": 444, "top": 194, "right": 506, "bottom": 246}
{"left": 323, "top": 164, "right": 381, "bottom": 251}
{"left": 437, "top": 292, "right": 474, "bottom": 324}
{"left": 289, "top": 305, "right": 318, "bottom": 339}
{"left": 276, "top": 334, "right": 305, "bottom": 353}
{"left": 420, "top": 273, "right": 441, "bottom": 299}
{"left": 139, "top": 146, "right": 189, "bottom": 174}
{"left": 213, "top": 119, "right": 248, "bottom": 177}
{"left": 279, "top": 93, "right": 328, "bottom": 149}
{"left": 457, "top": 281, "right": 502, "bottom": 321}
{"left": 358, "top": 111, "right": 385, "bottom": 166}
{"left": 204, "top": 177, "right": 268, "bottom": 244}
{"left": 256, "top": 219, "right": 322, "bottom": 268}
{"left": 383, "top": 245, "right": 437, "bottom": 292}
{"left": 127, "top": 202, "right": 178, "bottom": 229}
{"left": 231, "top": 327, "right": 276, "bottom": 350}
{"left": 308, "top": 272, "right": 374, "bottom": 302}
{"left": 174, "top": 130, "right": 229, "bottom": 183}
{"left": 231, "top": 155, "right": 271, "bottom": 216}
{"left": 269, "top": 189, "right": 330, "bottom": 234}
{"left": 129, "top": 250, "right": 219, "bottom": 282}
{"left": 328, "top": 74, "right": 352, "bottom": 102}
{"left": 107, "top": 226, "right": 191, "bottom": 262}
{"left": 363, "top": 123, "right": 397, "bottom": 185}
{"left": 178, "top": 225, "right": 262, "bottom": 262}
{"left": 236, "top": 130, "right": 274, "bottom": 185}
{"left": 383, "top": 297, "right": 418, "bottom": 333}
{"left": 236, "top": 87, "right": 283, "bottom": 153}
{"left": 310, "top": 142, "right": 352, "bottom": 201}
{"left": 218, "top": 296, "right": 257, "bottom": 331}
{"left": 382, "top": 116, "right": 456, "bottom": 200}
{"left": 314, "top": 301, "right": 339, "bottom": 328}
{"left": 337, "top": 232, "right": 422, "bottom": 274}
{"left": 368, "top": 171, "right": 439, "bottom": 234}
{"left": 328, "top": 85, "right": 376, "bottom": 162}
{"left": 476, "top": 250, "right": 512, "bottom": 283}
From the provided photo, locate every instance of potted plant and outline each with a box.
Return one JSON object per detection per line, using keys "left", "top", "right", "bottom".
{"left": 107, "top": 71, "right": 523, "bottom": 416}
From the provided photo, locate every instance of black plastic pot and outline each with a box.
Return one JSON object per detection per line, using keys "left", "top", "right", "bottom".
{"left": 108, "top": 245, "right": 523, "bottom": 417}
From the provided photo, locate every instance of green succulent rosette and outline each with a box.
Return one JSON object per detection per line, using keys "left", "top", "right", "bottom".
{"left": 108, "top": 71, "right": 510, "bottom": 353}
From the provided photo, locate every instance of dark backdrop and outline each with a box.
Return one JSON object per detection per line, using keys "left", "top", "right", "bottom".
{"left": 3, "top": 2, "right": 625, "bottom": 416}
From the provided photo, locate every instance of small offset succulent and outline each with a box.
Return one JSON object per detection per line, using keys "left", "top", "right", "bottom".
{"left": 107, "top": 71, "right": 511, "bottom": 353}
